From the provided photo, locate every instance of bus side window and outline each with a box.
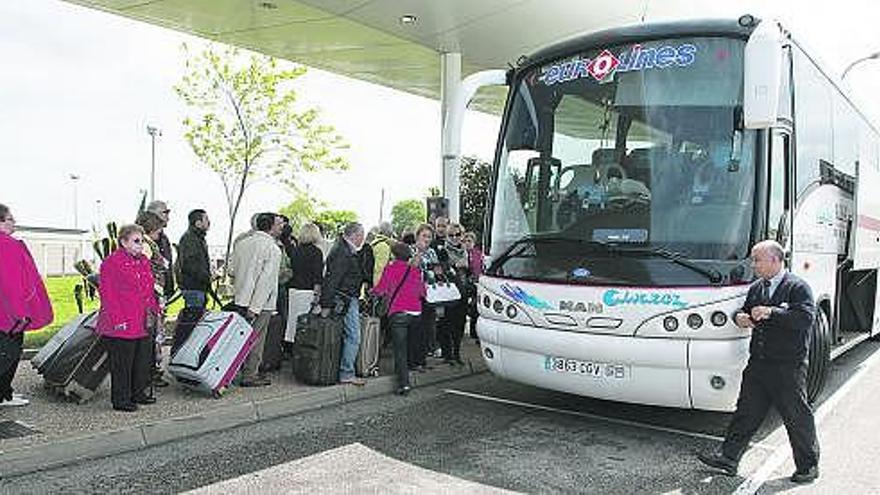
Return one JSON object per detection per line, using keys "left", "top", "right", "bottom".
{"left": 768, "top": 131, "right": 790, "bottom": 243}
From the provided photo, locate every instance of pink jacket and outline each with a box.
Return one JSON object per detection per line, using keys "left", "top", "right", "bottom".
{"left": 468, "top": 247, "right": 483, "bottom": 279}
{"left": 0, "top": 232, "right": 53, "bottom": 334}
{"left": 96, "top": 248, "right": 159, "bottom": 340}
{"left": 372, "top": 260, "right": 425, "bottom": 315}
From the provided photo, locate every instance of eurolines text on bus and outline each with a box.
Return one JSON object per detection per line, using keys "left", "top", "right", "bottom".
{"left": 539, "top": 43, "right": 697, "bottom": 86}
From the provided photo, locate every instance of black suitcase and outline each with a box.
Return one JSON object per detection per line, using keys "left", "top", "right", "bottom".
{"left": 292, "top": 313, "right": 342, "bottom": 386}
{"left": 32, "top": 312, "right": 109, "bottom": 403}
{"left": 259, "top": 314, "right": 285, "bottom": 373}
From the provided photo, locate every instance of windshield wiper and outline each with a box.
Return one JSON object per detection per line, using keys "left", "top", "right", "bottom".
{"left": 487, "top": 235, "right": 618, "bottom": 274}
{"left": 616, "top": 246, "right": 724, "bottom": 284}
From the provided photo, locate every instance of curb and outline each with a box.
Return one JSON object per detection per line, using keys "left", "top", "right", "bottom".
{"left": 0, "top": 359, "right": 488, "bottom": 479}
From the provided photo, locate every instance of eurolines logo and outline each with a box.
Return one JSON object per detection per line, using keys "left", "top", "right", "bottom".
{"left": 500, "top": 283, "right": 553, "bottom": 310}
{"left": 539, "top": 42, "right": 697, "bottom": 86}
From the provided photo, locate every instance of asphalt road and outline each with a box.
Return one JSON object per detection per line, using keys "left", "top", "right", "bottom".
{"left": 4, "top": 340, "right": 879, "bottom": 494}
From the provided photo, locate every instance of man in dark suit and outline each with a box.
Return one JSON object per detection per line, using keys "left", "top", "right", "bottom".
{"left": 698, "top": 240, "right": 820, "bottom": 484}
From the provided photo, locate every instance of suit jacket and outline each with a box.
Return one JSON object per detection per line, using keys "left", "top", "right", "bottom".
{"left": 737, "top": 272, "right": 815, "bottom": 365}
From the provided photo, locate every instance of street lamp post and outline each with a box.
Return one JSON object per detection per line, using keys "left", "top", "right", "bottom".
{"left": 146, "top": 125, "right": 162, "bottom": 202}
{"left": 841, "top": 51, "right": 880, "bottom": 80}
{"left": 69, "top": 173, "right": 81, "bottom": 229}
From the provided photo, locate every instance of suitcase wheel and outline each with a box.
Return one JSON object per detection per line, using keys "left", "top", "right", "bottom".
{"left": 212, "top": 387, "right": 226, "bottom": 399}
{"left": 370, "top": 369, "right": 380, "bottom": 377}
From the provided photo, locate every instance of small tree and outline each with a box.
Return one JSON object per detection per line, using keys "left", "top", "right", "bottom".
{"left": 459, "top": 156, "right": 492, "bottom": 237}
{"left": 279, "top": 191, "right": 325, "bottom": 233}
{"left": 175, "top": 44, "right": 348, "bottom": 269}
{"left": 315, "top": 209, "right": 358, "bottom": 237}
{"left": 391, "top": 199, "right": 426, "bottom": 235}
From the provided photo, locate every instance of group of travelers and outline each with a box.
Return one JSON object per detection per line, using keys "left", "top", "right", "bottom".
{"left": 316, "top": 216, "right": 484, "bottom": 394}
{"left": 0, "top": 199, "right": 484, "bottom": 411}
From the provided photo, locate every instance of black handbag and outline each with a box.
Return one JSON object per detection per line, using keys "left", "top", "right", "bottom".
{"left": 376, "top": 265, "right": 412, "bottom": 318}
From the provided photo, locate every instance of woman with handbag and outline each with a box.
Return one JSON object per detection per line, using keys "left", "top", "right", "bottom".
{"left": 371, "top": 242, "right": 425, "bottom": 395}
{"left": 437, "top": 223, "right": 469, "bottom": 366}
{"left": 96, "top": 224, "right": 160, "bottom": 412}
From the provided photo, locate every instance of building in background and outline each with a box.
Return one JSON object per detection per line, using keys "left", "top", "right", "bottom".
{"left": 16, "top": 226, "right": 89, "bottom": 277}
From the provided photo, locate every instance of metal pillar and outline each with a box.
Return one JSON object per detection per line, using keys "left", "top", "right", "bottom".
{"left": 440, "top": 52, "right": 462, "bottom": 222}
{"left": 441, "top": 60, "right": 507, "bottom": 224}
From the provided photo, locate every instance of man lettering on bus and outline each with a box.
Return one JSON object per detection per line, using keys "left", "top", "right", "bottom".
{"left": 697, "top": 239, "right": 819, "bottom": 484}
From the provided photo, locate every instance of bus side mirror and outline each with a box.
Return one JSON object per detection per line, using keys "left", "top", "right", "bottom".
{"left": 743, "top": 20, "right": 783, "bottom": 129}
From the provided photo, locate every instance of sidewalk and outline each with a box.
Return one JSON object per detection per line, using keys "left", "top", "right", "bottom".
{"left": 0, "top": 339, "right": 488, "bottom": 479}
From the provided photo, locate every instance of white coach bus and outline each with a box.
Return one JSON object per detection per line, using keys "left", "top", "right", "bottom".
{"left": 476, "top": 15, "right": 880, "bottom": 411}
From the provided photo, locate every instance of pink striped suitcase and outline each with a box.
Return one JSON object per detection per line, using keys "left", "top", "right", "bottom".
{"left": 167, "top": 311, "right": 257, "bottom": 398}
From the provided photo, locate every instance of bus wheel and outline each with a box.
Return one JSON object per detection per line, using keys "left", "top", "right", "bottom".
{"left": 806, "top": 308, "right": 831, "bottom": 404}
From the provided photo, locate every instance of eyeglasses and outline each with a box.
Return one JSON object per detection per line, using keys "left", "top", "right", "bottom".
{"left": 131, "top": 238, "right": 144, "bottom": 244}
{"left": 450, "top": 233, "right": 462, "bottom": 237}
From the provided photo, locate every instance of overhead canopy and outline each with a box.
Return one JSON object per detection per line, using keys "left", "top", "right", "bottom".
{"left": 64, "top": 0, "right": 737, "bottom": 114}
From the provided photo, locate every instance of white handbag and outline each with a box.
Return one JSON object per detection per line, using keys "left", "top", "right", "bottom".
{"left": 425, "top": 282, "right": 462, "bottom": 305}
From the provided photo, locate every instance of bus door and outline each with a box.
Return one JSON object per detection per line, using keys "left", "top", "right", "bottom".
{"left": 768, "top": 126, "right": 793, "bottom": 254}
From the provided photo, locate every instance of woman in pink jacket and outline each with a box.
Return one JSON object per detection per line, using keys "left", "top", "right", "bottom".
{"left": 0, "top": 204, "right": 53, "bottom": 407}
{"left": 371, "top": 242, "right": 425, "bottom": 395}
{"left": 97, "top": 224, "right": 160, "bottom": 412}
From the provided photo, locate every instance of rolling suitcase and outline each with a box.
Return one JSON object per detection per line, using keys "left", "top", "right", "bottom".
{"left": 356, "top": 315, "right": 381, "bottom": 377}
{"left": 167, "top": 311, "right": 257, "bottom": 398}
{"left": 170, "top": 306, "right": 206, "bottom": 356}
{"left": 259, "top": 314, "right": 285, "bottom": 373}
{"left": 31, "top": 312, "right": 110, "bottom": 403}
{"left": 292, "top": 313, "right": 342, "bottom": 386}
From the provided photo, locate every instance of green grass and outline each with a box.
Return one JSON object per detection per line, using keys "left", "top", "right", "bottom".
{"left": 24, "top": 276, "right": 187, "bottom": 349}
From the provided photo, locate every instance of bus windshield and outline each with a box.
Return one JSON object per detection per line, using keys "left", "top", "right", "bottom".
{"left": 489, "top": 37, "right": 757, "bottom": 286}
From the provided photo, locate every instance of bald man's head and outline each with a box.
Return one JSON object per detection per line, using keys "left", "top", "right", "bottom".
{"left": 751, "top": 240, "right": 785, "bottom": 279}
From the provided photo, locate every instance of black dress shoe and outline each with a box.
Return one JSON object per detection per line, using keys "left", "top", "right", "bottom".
{"left": 791, "top": 466, "right": 819, "bottom": 483}
{"left": 396, "top": 386, "right": 411, "bottom": 396}
{"left": 113, "top": 403, "right": 138, "bottom": 412}
{"left": 133, "top": 395, "right": 157, "bottom": 405}
{"left": 697, "top": 451, "right": 738, "bottom": 476}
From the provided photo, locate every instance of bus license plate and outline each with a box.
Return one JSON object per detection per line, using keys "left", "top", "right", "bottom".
{"left": 544, "top": 356, "right": 628, "bottom": 380}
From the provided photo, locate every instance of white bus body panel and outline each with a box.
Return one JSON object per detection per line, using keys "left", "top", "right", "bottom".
{"left": 853, "top": 157, "right": 880, "bottom": 270}
{"left": 477, "top": 277, "right": 752, "bottom": 411}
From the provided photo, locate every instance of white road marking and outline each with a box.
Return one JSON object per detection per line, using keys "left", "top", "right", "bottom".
{"left": 733, "top": 345, "right": 880, "bottom": 495}
{"left": 443, "top": 388, "right": 775, "bottom": 451}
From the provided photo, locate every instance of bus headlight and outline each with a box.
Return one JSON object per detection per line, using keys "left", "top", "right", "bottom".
{"left": 493, "top": 300, "right": 504, "bottom": 314}
{"left": 663, "top": 316, "right": 679, "bottom": 332}
{"left": 686, "top": 313, "right": 704, "bottom": 329}
{"left": 710, "top": 311, "right": 728, "bottom": 327}
{"left": 505, "top": 305, "right": 518, "bottom": 319}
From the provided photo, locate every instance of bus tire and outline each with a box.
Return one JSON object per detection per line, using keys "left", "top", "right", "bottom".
{"left": 806, "top": 308, "right": 831, "bottom": 404}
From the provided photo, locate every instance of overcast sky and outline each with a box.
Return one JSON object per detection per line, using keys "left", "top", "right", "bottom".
{"left": 1, "top": 0, "right": 879, "bottom": 247}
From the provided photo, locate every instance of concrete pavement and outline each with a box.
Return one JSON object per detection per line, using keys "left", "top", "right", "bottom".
{"left": 0, "top": 339, "right": 488, "bottom": 478}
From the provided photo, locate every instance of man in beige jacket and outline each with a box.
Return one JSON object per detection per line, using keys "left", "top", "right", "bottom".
{"left": 229, "top": 213, "right": 283, "bottom": 387}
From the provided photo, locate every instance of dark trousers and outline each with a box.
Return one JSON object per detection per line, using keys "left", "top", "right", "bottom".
{"left": 722, "top": 361, "right": 819, "bottom": 471}
{"left": 389, "top": 313, "right": 418, "bottom": 388}
{"left": 420, "top": 303, "right": 437, "bottom": 357}
{"left": 410, "top": 311, "right": 427, "bottom": 368}
{"left": 0, "top": 332, "right": 24, "bottom": 401}
{"left": 106, "top": 336, "right": 152, "bottom": 408}
{"left": 468, "top": 298, "right": 479, "bottom": 338}
{"left": 438, "top": 300, "right": 467, "bottom": 360}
